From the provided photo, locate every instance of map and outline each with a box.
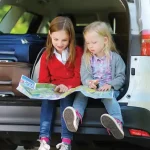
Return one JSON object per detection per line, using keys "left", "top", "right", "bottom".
{"left": 17, "top": 75, "right": 113, "bottom": 100}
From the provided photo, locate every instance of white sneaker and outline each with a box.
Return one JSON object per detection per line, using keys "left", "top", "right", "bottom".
{"left": 56, "top": 142, "right": 71, "bottom": 150}
{"left": 100, "top": 114, "right": 124, "bottom": 139}
{"left": 38, "top": 140, "right": 50, "bottom": 150}
{"left": 63, "top": 107, "right": 80, "bottom": 132}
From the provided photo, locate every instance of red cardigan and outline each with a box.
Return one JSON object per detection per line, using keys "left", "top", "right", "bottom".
{"left": 39, "top": 46, "right": 83, "bottom": 88}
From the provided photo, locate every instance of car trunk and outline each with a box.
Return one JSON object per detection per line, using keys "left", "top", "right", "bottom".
{"left": 0, "top": 0, "right": 131, "bottom": 135}
{"left": 0, "top": 0, "right": 130, "bottom": 102}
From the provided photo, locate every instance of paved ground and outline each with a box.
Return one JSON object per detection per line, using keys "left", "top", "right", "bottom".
{"left": 16, "top": 146, "right": 56, "bottom": 150}
{"left": 15, "top": 145, "right": 150, "bottom": 150}
{"left": 16, "top": 147, "right": 38, "bottom": 150}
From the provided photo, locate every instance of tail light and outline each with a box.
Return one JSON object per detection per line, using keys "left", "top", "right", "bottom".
{"left": 129, "top": 129, "right": 150, "bottom": 137}
{"left": 141, "top": 30, "right": 150, "bottom": 56}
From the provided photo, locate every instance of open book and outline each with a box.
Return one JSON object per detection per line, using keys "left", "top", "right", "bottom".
{"left": 17, "top": 75, "right": 113, "bottom": 100}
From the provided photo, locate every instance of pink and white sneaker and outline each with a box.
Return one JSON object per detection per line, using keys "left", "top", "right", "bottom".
{"left": 100, "top": 114, "right": 124, "bottom": 139}
{"left": 38, "top": 139, "right": 50, "bottom": 150}
{"left": 63, "top": 107, "right": 81, "bottom": 132}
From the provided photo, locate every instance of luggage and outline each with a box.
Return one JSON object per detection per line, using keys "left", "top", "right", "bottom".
{"left": 0, "top": 34, "right": 47, "bottom": 97}
{"left": 0, "top": 62, "right": 32, "bottom": 97}
{"left": 0, "top": 34, "right": 46, "bottom": 64}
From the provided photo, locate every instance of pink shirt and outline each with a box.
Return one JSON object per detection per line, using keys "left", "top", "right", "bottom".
{"left": 90, "top": 53, "right": 112, "bottom": 87}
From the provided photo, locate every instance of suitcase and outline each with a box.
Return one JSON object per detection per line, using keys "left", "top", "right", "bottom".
{"left": 0, "top": 34, "right": 46, "bottom": 97}
{"left": 0, "top": 34, "right": 46, "bottom": 64}
{"left": 0, "top": 62, "right": 32, "bottom": 97}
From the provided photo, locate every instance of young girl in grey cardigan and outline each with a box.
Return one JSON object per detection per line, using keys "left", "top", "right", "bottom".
{"left": 63, "top": 21, "right": 125, "bottom": 140}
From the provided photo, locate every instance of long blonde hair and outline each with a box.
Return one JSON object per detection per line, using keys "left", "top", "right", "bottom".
{"left": 83, "top": 21, "right": 118, "bottom": 66}
{"left": 46, "top": 16, "right": 76, "bottom": 65}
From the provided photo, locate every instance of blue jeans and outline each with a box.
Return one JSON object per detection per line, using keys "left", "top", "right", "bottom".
{"left": 73, "top": 92, "right": 88, "bottom": 118}
{"left": 72, "top": 91, "right": 123, "bottom": 123}
{"left": 101, "top": 91, "right": 123, "bottom": 123}
{"left": 39, "top": 94, "right": 75, "bottom": 140}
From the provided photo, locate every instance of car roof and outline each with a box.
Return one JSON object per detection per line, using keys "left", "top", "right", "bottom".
{"left": 2, "top": 0, "right": 126, "bottom": 17}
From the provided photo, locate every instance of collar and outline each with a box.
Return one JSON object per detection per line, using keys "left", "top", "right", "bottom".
{"left": 53, "top": 47, "right": 69, "bottom": 63}
{"left": 93, "top": 54, "right": 106, "bottom": 61}
{"left": 93, "top": 51, "right": 112, "bottom": 61}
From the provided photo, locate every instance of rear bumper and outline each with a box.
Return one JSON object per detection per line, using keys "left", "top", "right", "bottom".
{"left": 0, "top": 103, "right": 149, "bottom": 147}
{"left": 0, "top": 104, "right": 149, "bottom": 132}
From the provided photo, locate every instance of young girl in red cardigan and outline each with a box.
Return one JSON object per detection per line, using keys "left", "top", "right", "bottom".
{"left": 38, "top": 16, "right": 87, "bottom": 150}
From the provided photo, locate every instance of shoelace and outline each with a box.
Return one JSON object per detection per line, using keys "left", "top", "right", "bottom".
{"left": 56, "top": 142, "right": 69, "bottom": 150}
{"left": 107, "top": 128, "right": 111, "bottom": 135}
{"left": 37, "top": 139, "right": 50, "bottom": 150}
{"left": 115, "top": 119, "right": 123, "bottom": 130}
{"left": 76, "top": 110, "right": 82, "bottom": 124}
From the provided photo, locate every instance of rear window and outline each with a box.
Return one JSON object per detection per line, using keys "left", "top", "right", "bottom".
{"left": 11, "top": 12, "right": 35, "bottom": 34}
{"left": 0, "top": 5, "right": 11, "bottom": 22}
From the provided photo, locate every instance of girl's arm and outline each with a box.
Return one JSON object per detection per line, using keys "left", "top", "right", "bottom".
{"left": 38, "top": 51, "right": 51, "bottom": 83}
{"left": 107, "top": 54, "right": 126, "bottom": 90}
{"left": 80, "top": 55, "right": 93, "bottom": 86}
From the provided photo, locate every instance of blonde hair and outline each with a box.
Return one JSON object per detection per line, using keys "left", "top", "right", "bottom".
{"left": 46, "top": 16, "right": 76, "bottom": 65}
{"left": 83, "top": 21, "right": 118, "bottom": 66}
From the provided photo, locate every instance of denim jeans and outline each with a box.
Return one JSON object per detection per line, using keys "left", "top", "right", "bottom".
{"left": 72, "top": 91, "right": 123, "bottom": 123}
{"left": 101, "top": 91, "right": 123, "bottom": 123}
{"left": 39, "top": 94, "right": 75, "bottom": 140}
{"left": 73, "top": 92, "right": 88, "bottom": 118}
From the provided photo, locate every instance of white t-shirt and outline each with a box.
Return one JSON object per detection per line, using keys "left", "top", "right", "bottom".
{"left": 53, "top": 48, "right": 69, "bottom": 64}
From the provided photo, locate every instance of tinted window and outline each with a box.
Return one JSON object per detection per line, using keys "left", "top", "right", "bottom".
{"left": 11, "top": 12, "right": 35, "bottom": 34}
{"left": 0, "top": 5, "right": 11, "bottom": 22}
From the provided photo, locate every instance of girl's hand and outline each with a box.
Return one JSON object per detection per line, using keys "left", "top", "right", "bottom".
{"left": 98, "top": 84, "right": 111, "bottom": 91}
{"left": 54, "top": 84, "right": 69, "bottom": 93}
{"left": 88, "top": 80, "right": 99, "bottom": 89}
